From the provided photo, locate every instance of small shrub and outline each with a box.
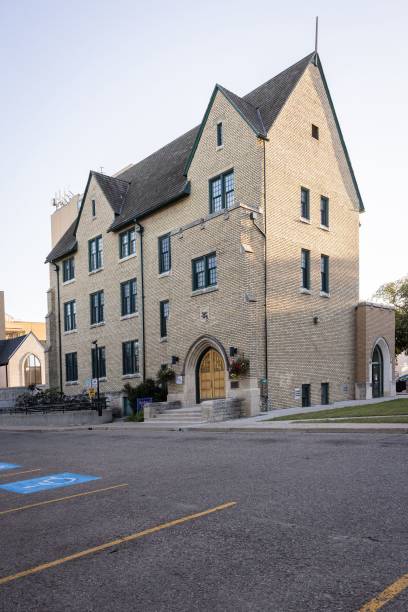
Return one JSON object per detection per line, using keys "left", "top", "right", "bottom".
{"left": 126, "top": 410, "right": 144, "bottom": 423}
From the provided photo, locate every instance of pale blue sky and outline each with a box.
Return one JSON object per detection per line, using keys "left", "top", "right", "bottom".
{"left": 1, "top": 0, "right": 407, "bottom": 320}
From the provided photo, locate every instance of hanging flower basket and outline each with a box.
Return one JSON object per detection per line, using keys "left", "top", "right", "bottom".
{"left": 156, "top": 364, "right": 176, "bottom": 384}
{"left": 229, "top": 356, "right": 250, "bottom": 379}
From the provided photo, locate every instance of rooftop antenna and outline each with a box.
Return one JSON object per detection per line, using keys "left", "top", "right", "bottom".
{"left": 99, "top": 166, "right": 104, "bottom": 174}
{"left": 314, "top": 16, "right": 319, "bottom": 65}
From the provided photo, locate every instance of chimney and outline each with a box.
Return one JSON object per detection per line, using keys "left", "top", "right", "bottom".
{"left": 0, "top": 291, "right": 5, "bottom": 340}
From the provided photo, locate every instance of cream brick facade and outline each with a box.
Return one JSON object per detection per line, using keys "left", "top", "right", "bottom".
{"left": 45, "top": 53, "right": 395, "bottom": 413}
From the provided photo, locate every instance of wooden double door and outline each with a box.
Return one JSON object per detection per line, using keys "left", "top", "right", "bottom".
{"left": 198, "top": 349, "right": 225, "bottom": 401}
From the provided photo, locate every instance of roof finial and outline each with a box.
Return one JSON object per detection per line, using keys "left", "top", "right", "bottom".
{"left": 314, "top": 16, "right": 319, "bottom": 63}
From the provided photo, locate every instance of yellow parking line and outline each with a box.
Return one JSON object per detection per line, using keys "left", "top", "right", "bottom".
{"left": 0, "top": 469, "right": 41, "bottom": 479}
{"left": 0, "top": 483, "right": 128, "bottom": 516}
{"left": 360, "top": 572, "right": 408, "bottom": 611}
{"left": 0, "top": 501, "right": 237, "bottom": 585}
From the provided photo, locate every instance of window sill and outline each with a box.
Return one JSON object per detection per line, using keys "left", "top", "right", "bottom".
{"left": 90, "top": 322, "right": 105, "bottom": 328}
{"left": 158, "top": 270, "right": 171, "bottom": 278}
{"left": 319, "top": 224, "right": 330, "bottom": 231}
{"left": 216, "top": 145, "right": 224, "bottom": 151}
{"left": 299, "top": 217, "right": 311, "bottom": 224}
{"left": 62, "top": 279, "right": 75, "bottom": 286}
{"left": 320, "top": 291, "right": 331, "bottom": 298}
{"left": 299, "top": 288, "right": 312, "bottom": 295}
{"left": 66, "top": 381, "right": 78, "bottom": 386}
{"left": 63, "top": 329, "right": 77, "bottom": 335}
{"left": 160, "top": 336, "right": 168, "bottom": 343}
{"left": 191, "top": 285, "right": 218, "bottom": 297}
{"left": 122, "top": 373, "right": 141, "bottom": 380}
{"left": 120, "top": 313, "right": 139, "bottom": 321}
{"left": 119, "top": 253, "right": 137, "bottom": 263}
{"left": 88, "top": 268, "right": 104, "bottom": 276}
{"left": 96, "top": 377, "right": 107, "bottom": 382}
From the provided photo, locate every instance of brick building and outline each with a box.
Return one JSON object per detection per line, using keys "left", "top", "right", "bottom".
{"left": 45, "top": 51, "right": 395, "bottom": 415}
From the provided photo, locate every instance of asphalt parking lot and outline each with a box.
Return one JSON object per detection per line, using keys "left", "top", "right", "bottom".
{"left": 0, "top": 430, "right": 407, "bottom": 611}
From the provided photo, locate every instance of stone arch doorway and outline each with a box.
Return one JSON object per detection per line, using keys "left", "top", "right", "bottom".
{"left": 370, "top": 337, "right": 392, "bottom": 398}
{"left": 372, "top": 344, "right": 383, "bottom": 398}
{"left": 196, "top": 347, "right": 226, "bottom": 403}
{"left": 182, "top": 336, "right": 229, "bottom": 405}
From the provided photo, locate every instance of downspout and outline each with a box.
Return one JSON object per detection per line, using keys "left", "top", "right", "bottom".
{"left": 250, "top": 139, "right": 268, "bottom": 411}
{"left": 53, "top": 263, "right": 63, "bottom": 395}
{"left": 5, "top": 364, "right": 8, "bottom": 387}
{"left": 135, "top": 222, "right": 146, "bottom": 381}
{"left": 263, "top": 139, "right": 268, "bottom": 395}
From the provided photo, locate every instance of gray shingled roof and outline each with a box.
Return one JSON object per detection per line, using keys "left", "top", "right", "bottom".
{"left": 46, "top": 51, "right": 363, "bottom": 262}
{"left": 46, "top": 219, "right": 78, "bottom": 263}
{"left": 0, "top": 335, "right": 28, "bottom": 366}
{"left": 92, "top": 171, "right": 130, "bottom": 215}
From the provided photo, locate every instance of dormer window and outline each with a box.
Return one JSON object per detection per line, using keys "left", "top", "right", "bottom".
{"left": 216, "top": 122, "right": 223, "bottom": 147}
{"left": 312, "top": 124, "right": 319, "bottom": 140}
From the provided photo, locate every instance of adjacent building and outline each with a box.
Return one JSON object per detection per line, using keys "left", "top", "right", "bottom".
{"left": 0, "top": 292, "right": 45, "bottom": 387}
{"left": 45, "top": 51, "right": 395, "bottom": 414}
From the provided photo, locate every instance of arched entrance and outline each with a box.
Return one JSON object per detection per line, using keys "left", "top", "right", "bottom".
{"left": 197, "top": 348, "right": 226, "bottom": 402}
{"left": 24, "top": 354, "right": 42, "bottom": 386}
{"left": 372, "top": 344, "right": 384, "bottom": 398}
{"left": 181, "top": 336, "right": 229, "bottom": 405}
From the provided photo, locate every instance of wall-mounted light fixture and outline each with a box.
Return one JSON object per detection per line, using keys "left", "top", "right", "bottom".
{"left": 171, "top": 355, "right": 179, "bottom": 365}
{"left": 229, "top": 347, "right": 238, "bottom": 357}
{"left": 313, "top": 316, "right": 319, "bottom": 325}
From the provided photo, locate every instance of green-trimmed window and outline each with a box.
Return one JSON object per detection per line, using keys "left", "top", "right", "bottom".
{"left": 62, "top": 257, "right": 75, "bottom": 282}
{"left": 321, "top": 382, "right": 329, "bottom": 405}
{"left": 88, "top": 235, "right": 103, "bottom": 271}
{"left": 302, "top": 384, "right": 311, "bottom": 407}
{"left": 321, "top": 254, "right": 329, "bottom": 293}
{"left": 160, "top": 300, "right": 169, "bottom": 338}
{"left": 301, "top": 249, "right": 310, "bottom": 290}
{"left": 217, "top": 122, "right": 223, "bottom": 147}
{"left": 65, "top": 352, "right": 78, "bottom": 382}
{"left": 119, "top": 228, "right": 136, "bottom": 259}
{"left": 301, "top": 187, "right": 310, "bottom": 220}
{"left": 209, "top": 170, "right": 234, "bottom": 213}
{"left": 91, "top": 346, "right": 106, "bottom": 378}
{"left": 63, "top": 300, "right": 76, "bottom": 332}
{"left": 122, "top": 340, "right": 139, "bottom": 375}
{"left": 320, "top": 196, "right": 329, "bottom": 227}
{"left": 158, "top": 234, "right": 171, "bottom": 274}
{"left": 121, "top": 279, "right": 137, "bottom": 316}
{"left": 90, "top": 290, "right": 104, "bottom": 325}
{"left": 192, "top": 253, "right": 217, "bottom": 290}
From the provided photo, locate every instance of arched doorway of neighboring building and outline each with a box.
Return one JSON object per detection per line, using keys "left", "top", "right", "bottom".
{"left": 372, "top": 344, "right": 384, "bottom": 398}
{"left": 196, "top": 347, "right": 226, "bottom": 402}
{"left": 24, "top": 354, "right": 42, "bottom": 386}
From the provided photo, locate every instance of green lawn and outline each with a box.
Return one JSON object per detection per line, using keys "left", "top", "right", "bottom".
{"left": 270, "top": 398, "right": 408, "bottom": 421}
{"left": 298, "top": 416, "right": 408, "bottom": 424}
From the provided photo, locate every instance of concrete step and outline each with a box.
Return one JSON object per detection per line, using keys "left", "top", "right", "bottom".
{"left": 153, "top": 415, "right": 203, "bottom": 422}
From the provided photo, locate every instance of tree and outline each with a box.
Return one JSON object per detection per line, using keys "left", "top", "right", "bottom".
{"left": 374, "top": 276, "right": 408, "bottom": 355}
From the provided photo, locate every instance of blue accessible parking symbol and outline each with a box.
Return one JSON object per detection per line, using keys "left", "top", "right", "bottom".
{"left": 0, "top": 463, "right": 21, "bottom": 471}
{"left": 0, "top": 473, "right": 100, "bottom": 495}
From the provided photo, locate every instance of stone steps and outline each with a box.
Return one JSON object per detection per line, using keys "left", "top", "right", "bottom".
{"left": 149, "top": 405, "right": 203, "bottom": 422}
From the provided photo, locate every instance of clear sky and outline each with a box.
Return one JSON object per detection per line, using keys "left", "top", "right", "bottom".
{"left": 0, "top": 0, "right": 407, "bottom": 320}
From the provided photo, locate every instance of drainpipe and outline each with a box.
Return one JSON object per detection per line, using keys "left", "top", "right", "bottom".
{"left": 135, "top": 222, "right": 146, "bottom": 381}
{"left": 262, "top": 139, "right": 268, "bottom": 393}
{"left": 53, "top": 263, "right": 63, "bottom": 395}
{"left": 5, "top": 364, "right": 8, "bottom": 387}
{"left": 250, "top": 140, "right": 268, "bottom": 410}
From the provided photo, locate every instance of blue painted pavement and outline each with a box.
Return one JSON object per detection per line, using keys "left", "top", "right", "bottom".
{"left": 0, "top": 463, "right": 21, "bottom": 471}
{"left": 0, "top": 473, "right": 100, "bottom": 494}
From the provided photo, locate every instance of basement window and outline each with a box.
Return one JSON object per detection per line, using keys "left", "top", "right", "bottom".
{"left": 312, "top": 124, "right": 319, "bottom": 140}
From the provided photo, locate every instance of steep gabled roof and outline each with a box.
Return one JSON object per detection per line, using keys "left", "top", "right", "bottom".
{"left": 45, "top": 220, "right": 77, "bottom": 263}
{"left": 92, "top": 171, "right": 130, "bottom": 215}
{"left": 109, "top": 126, "right": 198, "bottom": 230}
{"left": 0, "top": 335, "right": 28, "bottom": 366}
{"left": 243, "top": 52, "right": 315, "bottom": 133}
{"left": 46, "top": 50, "right": 364, "bottom": 262}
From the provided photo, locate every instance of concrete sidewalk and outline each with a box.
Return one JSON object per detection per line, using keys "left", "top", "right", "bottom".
{"left": 0, "top": 396, "right": 407, "bottom": 434}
